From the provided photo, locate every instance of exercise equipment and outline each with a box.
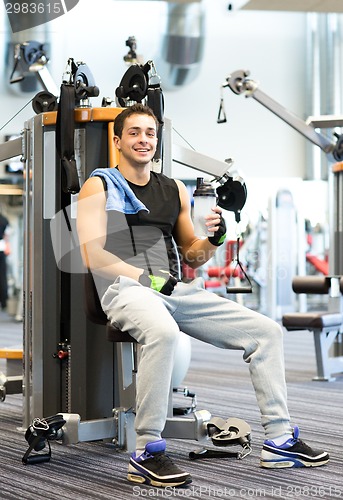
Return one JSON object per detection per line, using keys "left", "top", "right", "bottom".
{"left": 22, "top": 414, "right": 66, "bottom": 464}
{"left": 221, "top": 68, "right": 343, "bottom": 277}
{"left": 221, "top": 69, "right": 343, "bottom": 162}
{"left": 0, "top": 348, "right": 22, "bottom": 402}
{"left": 189, "top": 417, "right": 252, "bottom": 460}
{"left": 225, "top": 236, "right": 253, "bottom": 294}
{"left": 9, "top": 40, "right": 59, "bottom": 107}
{"left": 206, "top": 237, "right": 253, "bottom": 295}
{"left": 222, "top": 69, "right": 343, "bottom": 355}
{"left": 282, "top": 276, "right": 343, "bottom": 381}
{"left": 0, "top": 59, "right": 252, "bottom": 462}
{"left": 266, "top": 188, "right": 304, "bottom": 319}
{"left": 56, "top": 58, "right": 99, "bottom": 194}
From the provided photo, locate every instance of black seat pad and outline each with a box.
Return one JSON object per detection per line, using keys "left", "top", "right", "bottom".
{"left": 282, "top": 311, "right": 343, "bottom": 330}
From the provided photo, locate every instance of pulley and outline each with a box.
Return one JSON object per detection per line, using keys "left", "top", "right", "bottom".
{"left": 216, "top": 175, "right": 247, "bottom": 223}
{"left": 32, "top": 91, "right": 58, "bottom": 114}
{"left": 115, "top": 64, "right": 148, "bottom": 105}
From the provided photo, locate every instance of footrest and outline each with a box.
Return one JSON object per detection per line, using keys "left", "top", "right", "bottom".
{"left": 207, "top": 417, "right": 251, "bottom": 447}
{"left": 189, "top": 417, "right": 252, "bottom": 461}
{"left": 282, "top": 312, "right": 343, "bottom": 330}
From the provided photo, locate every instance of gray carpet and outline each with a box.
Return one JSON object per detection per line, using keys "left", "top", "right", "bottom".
{"left": 0, "top": 309, "right": 342, "bottom": 499}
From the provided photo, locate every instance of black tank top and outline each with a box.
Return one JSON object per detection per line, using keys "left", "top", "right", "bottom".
{"left": 97, "top": 171, "right": 181, "bottom": 294}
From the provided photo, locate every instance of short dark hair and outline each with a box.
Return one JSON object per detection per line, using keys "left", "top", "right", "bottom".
{"left": 113, "top": 103, "right": 159, "bottom": 138}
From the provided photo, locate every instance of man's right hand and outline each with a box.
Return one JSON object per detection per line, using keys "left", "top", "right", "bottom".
{"left": 139, "top": 270, "right": 178, "bottom": 296}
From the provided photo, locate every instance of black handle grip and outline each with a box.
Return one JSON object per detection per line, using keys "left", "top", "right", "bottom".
{"left": 23, "top": 453, "right": 51, "bottom": 465}
{"left": 226, "top": 287, "right": 252, "bottom": 294}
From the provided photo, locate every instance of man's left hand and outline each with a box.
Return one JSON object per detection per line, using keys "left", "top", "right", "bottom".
{"left": 207, "top": 207, "right": 226, "bottom": 247}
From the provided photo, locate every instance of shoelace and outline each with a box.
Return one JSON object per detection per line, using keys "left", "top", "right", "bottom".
{"left": 150, "top": 452, "right": 180, "bottom": 472}
{"left": 290, "top": 438, "right": 313, "bottom": 453}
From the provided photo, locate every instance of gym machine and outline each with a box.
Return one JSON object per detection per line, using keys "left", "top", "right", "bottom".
{"left": 9, "top": 40, "right": 59, "bottom": 112}
{"left": 221, "top": 69, "right": 343, "bottom": 261}
{"left": 221, "top": 70, "right": 343, "bottom": 379}
{"left": 0, "top": 58, "right": 251, "bottom": 462}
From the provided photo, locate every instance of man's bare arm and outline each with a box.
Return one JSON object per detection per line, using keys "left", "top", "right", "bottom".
{"left": 76, "top": 176, "right": 144, "bottom": 281}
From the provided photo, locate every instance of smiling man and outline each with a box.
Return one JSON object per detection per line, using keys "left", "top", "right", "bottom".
{"left": 76, "top": 103, "right": 329, "bottom": 488}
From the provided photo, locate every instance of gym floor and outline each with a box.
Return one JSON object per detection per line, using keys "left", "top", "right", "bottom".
{"left": 0, "top": 309, "right": 342, "bottom": 500}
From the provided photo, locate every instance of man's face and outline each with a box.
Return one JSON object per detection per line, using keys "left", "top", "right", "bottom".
{"left": 114, "top": 113, "right": 158, "bottom": 166}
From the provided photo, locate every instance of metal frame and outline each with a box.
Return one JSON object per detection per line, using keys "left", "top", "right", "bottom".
{"left": 18, "top": 113, "right": 119, "bottom": 430}
{"left": 312, "top": 327, "right": 343, "bottom": 381}
{"left": 285, "top": 322, "right": 343, "bottom": 381}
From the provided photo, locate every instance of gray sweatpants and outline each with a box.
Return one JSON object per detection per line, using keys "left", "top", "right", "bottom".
{"left": 101, "top": 276, "right": 292, "bottom": 450}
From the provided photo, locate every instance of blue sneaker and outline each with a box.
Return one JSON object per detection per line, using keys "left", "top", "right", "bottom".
{"left": 127, "top": 439, "right": 192, "bottom": 487}
{"left": 260, "top": 426, "right": 329, "bottom": 468}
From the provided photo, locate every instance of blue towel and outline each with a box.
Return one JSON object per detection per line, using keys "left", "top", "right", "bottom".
{"left": 90, "top": 168, "right": 149, "bottom": 214}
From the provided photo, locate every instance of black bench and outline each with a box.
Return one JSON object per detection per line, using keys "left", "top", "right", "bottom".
{"left": 282, "top": 276, "right": 343, "bottom": 381}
